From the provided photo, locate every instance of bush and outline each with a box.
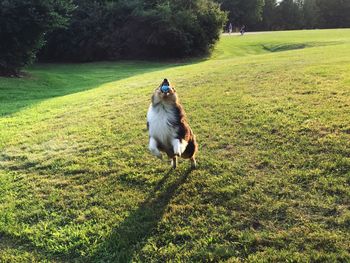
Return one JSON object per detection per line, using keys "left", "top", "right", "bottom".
{"left": 39, "top": 0, "right": 125, "bottom": 62}
{"left": 0, "top": 0, "right": 72, "bottom": 76}
{"left": 39, "top": 0, "right": 227, "bottom": 62}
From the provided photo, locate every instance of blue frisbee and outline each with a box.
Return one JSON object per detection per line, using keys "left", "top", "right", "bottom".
{"left": 161, "top": 85, "right": 170, "bottom": 93}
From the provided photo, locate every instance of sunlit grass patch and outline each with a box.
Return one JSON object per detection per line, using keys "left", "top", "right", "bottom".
{"left": 0, "top": 29, "right": 350, "bottom": 262}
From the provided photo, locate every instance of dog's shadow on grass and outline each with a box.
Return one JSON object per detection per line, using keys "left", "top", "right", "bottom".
{"left": 91, "top": 167, "right": 193, "bottom": 262}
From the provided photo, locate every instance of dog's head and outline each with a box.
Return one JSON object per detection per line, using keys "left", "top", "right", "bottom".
{"left": 152, "top": 79, "right": 178, "bottom": 105}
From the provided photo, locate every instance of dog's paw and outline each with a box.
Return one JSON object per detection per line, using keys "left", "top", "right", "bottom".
{"left": 190, "top": 157, "right": 197, "bottom": 169}
{"left": 150, "top": 149, "right": 162, "bottom": 159}
{"left": 173, "top": 142, "right": 182, "bottom": 157}
{"left": 171, "top": 157, "right": 177, "bottom": 169}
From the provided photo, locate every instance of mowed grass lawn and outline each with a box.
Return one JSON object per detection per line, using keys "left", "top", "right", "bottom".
{"left": 0, "top": 29, "right": 349, "bottom": 262}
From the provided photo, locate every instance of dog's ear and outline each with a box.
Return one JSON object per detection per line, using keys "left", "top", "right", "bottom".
{"left": 162, "top": 78, "right": 170, "bottom": 86}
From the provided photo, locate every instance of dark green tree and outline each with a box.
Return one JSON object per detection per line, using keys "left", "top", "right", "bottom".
{"left": 0, "top": 0, "right": 73, "bottom": 76}
{"left": 274, "top": 0, "right": 303, "bottom": 30}
{"left": 216, "top": 0, "right": 264, "bottom": 28}
{"left": 316, "top": 0, "right": 350, "bottom": 28}
{"left": 40, "top": 0, "right": 227, "bottom": 61}
{"left": 302, "top": 0, "right": 320, "bottom": 28}
{"left": 256, "top": 0, "right": 278, "bottom": 30}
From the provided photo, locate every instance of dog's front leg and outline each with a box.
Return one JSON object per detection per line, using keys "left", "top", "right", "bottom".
{"left": 149, "top": 137, "right": 162, "bottom": 159}
{"left": 172, "top": 139, "right": 182, "bottom": 157}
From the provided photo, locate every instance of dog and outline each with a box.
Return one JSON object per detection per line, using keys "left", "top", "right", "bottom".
{"left": 147, "top": 79, "right": 198, "bottom": 169}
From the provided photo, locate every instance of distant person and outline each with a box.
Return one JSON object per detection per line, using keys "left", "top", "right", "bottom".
{"left": 240, "top": 25, "right": 245, "bottom": 36}
{"left": 228, "top": 23, "right": 233, "bottom": 35}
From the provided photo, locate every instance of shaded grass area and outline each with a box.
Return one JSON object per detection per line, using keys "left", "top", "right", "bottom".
{"left": 0, "top": 29, "right": 350, "bottom": 262}
{"left": 91, "top": 168, "right": 193, "bottom": 262}
{"left": 0, "top": 61, "right": 178, "bottom": 116}
{"left": 261, "top": 41, "right": 341, "bottom": 52}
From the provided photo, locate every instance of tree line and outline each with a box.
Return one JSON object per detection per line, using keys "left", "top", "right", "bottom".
{"left": 0, "top": 0, "right": 226, "bottom": 76}
{"left": 217, "top": 0, "right": 350, "bottom": 31}
{"left": 1, "top": 0, "right": 349, "bottom": 76}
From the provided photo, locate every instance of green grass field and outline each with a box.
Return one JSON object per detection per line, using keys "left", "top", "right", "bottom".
{"left": 0, "top": 29, "right": 349, "bottom": 262}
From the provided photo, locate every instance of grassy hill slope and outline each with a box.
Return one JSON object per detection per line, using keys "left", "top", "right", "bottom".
{"left": 0, "top": 29, "right": 350, "bottom": 262}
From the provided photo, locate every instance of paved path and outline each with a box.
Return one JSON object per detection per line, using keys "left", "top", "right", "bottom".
{"left": 222, "top": 31, "right": 273, "bottom": 36}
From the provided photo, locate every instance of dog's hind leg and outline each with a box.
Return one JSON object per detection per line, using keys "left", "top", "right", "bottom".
{"left": 171, "top": 156, "right": 178, "bottom": 169}
{"left": 190, "top": 157, "right": 197, "bottom": 169}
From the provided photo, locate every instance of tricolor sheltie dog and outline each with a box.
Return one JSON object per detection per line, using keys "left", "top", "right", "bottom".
{"left": 147, "top": 79, "right": 198, "bottom": 169}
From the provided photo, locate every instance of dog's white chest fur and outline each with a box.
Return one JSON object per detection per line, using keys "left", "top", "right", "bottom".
{"left": 147, "top": 104, "right": 177, "bottom": 147}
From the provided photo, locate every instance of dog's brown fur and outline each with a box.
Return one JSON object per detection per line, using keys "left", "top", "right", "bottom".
{"left": 147, "top": 79, "right": 198, "bottom": 168}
